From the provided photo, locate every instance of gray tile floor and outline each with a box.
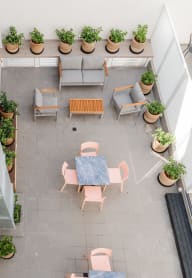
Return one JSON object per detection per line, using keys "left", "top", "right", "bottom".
{"left": 0, "top": 67, "right": 183, "bottom": 278}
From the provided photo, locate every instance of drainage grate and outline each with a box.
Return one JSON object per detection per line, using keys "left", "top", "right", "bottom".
{"left": 72, "top": 127, "right": 77, "bottom": 131}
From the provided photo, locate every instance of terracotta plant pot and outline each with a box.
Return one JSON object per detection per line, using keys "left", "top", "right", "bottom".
{"left": 158, "top": 170, "right": 177, "bottom": 187}
{"left": 81, "top": 40, "right": 95, "bottom": 53}
{"left": 0, "top": 109, "right": 14, "bottom": 119}
{"left": 3, "top": 137, "right": 14, "bottom": 146}
{"left": 7, "top": 162, "right": 14, "bottom": 173}
{"left": 106, "top": 38, "right": 120, "bottom": 53}
{"left": 152, "top": 138, "right": 169, "bottom": 153}
{"left": 130, "top": 37, "right": 145, "bottom": 54}
{"left": 1, "top": 251, "right": 15, "bottom": 259}
{"left": 5, "top": 43, "right": 19, "bottom": 54}
{"left": 139, "top": 81, "right": 154, "bottom": 95}
{"left": 59, "top": 41, "right": 72, "bottom": 54}
{"left": 143, "top": 110, "right": 160, "bottom": 123}
{"left": 30, "top": 41, "right": 44, "bottom": 54}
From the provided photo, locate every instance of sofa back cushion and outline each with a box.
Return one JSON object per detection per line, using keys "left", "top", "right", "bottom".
{"left": 130, "top": 82, "right": 145, "bottom": 103}
{"left": 83, "top": 56, "right": 104, "bottom": 70}
{"left": 60, "top": 56, "right": 82, "bottom": 70}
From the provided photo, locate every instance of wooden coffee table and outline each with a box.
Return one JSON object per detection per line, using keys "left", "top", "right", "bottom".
{"left": 69, "top": 98, "right": 104, "bottom": 118}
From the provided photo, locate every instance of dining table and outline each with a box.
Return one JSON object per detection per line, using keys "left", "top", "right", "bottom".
{"left": 88, "top": 270, "right": 126, "bottom": 278}
{"left": 75, "top": 155, "right": 110, "bottom": 191}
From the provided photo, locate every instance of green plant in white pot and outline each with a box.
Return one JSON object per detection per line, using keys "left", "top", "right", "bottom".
{"left": 158, "top": 158, "right": 186, "bottom": 187}
{"left": 152, "top": 128, "right": 175, "bottom": 153}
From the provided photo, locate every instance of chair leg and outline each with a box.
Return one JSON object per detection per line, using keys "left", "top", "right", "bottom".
{"left": 120, "top": 182, "right": 124, "bottom": 193}
{"left": 77, "top": 185, "right": 82, "bottom": 192}
{"left": 100, "top": 200, "right": 104, "bottom": 211}
{"left": 81, "top": 200, "right": 86, "bottom": 211}
{"left": 59, "top": 183, "right": 66, "bottom": 192}
{"left": 117, "top": 113, "right": 121, "bottom": 120}
{"left": 103, "top": 185, "right": 107, "bottom": 192}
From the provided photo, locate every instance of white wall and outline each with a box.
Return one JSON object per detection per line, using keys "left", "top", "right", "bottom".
{"left": 0, "top": 0, "right": 164, "bottom": 39}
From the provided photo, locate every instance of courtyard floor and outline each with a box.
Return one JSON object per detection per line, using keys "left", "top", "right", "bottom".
{"left": 0, "top": 66, "right": 183, "bottom": 278}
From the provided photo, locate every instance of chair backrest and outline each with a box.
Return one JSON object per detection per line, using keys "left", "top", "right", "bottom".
{"left": 90, "top": 248, "right": 112, "bottom": 257}
{"left": 61, "top": 161, "right": 69, "bottom": 177}
{"left": 80, "top": 142, "right": 99, "bottom": 154}
{"left": 118, "top": 161, "right": 129, "bottom": 181}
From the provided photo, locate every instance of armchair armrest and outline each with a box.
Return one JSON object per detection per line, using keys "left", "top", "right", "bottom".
{"left": 34, "top": 105, "right": 59, "bottom": 110}
{"left": 113, "top": 84, "right": 134, "bottom": 93}
{"left": 104, "top": 61, "right": 108, "bottom": 76}
{"left": 122, "top": 101, "right": 146, "bottom": 109}
{"left": 39, "top": 88, "right": 58, "bottom": 93}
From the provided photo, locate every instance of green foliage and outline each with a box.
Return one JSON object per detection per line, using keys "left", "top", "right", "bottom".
{"left": 0, "top": 118, "right": 15, "bottom": 144}
{"left": 14, "top": 195, "right": 21, "bottom": 224}
{"left": 152, "top": 128, "right": 175, "bottom": 146}
{"left": 109, "top": 29, "right": 127, "bottom": 43}
{"left": 2, "top": 146, "right": 16, "bottom": 167}
{"left": 163, "top": 158, "right": 186, "bottom": 180}
{"left": 3, "top": 26, "right": 24, "bottom": 46}
{"left": 81, "top": 26, "right": 102, "bottom": 43}
{"left": 56, "top": 28, "right": 75, "bottom": 45}
{"left": 0, "top": 236, "right": 16, "bottom": 257}
{"left": 30, "top": 28, "right": 44, "bottom": 44}
{"left": 133, "top": 24, "right": 148, "bottom": 43}
{"left": 145, "top": 101, "right": 165, "bottom": 115}
{"left": 141, "top": 71, "right": 157, "bottom": 85}
{"left": 0, "top": 91, "right": 18, "bottom": 114}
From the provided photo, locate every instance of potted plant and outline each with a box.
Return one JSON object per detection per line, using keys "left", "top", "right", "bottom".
{"left": 140, "top": 70, "right": 157, "bottom": 95}
{"left": 14, "top": 195, "right": 22, "bottom": 224}
{"left": 143, "top": 101, "right": 165, "bottom": 123}
{"left": 56, "top": 28, "right": 75, "bottom": 54}
{"left": 152, "top": 128, "right": 175, "bottom": 153}
{"left": 0, "top": 91, "right": 18, "bottom": 119}
{"left": 105, "top": 29, "right": 127, "bottom": 53}
{"left": 3, "top": 26, "right": 24, "bottom": 54}
{"left": 158, "top": 158, "right": 186, "bottom": 187}
{"left": 2, "top": 146, "right": 16, "bottom": 172}
{"left": 0, "top": 236, "right": 16, "bottom": 259}
{"left": 130, "top": 24, "right": 148, "bottom": 54}
{"left": 30, "top": 27, "right": 44, "bottom": 54}
{"left": 0, "top": 118, "right": 15, "bottom": 146}
{"left": 80, "top": 26, "right": 102, "bottom": 53}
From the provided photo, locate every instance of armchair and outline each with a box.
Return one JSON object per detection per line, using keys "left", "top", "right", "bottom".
{"left": 33, "top": 88, "right": 59, "bottom": 121}
{"left": 112, "top": 82, "right": 146, "bottom": 120}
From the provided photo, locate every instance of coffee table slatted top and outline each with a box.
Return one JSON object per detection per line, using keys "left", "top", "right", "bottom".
{"left": 69, "top": 98, "right": 104, "bottom": 117}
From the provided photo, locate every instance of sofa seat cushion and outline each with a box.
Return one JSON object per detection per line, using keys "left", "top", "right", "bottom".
{"left": 83, "top": 69, "right": 105, "bottom": 84}
{"left": 38, "top": 94, "right": 58, "bottom": 114}
{"left": 112, "top": 89, "right": 139, "bottom": 114}
{"left": 61, "top": 70, "right": 83, "bottom": 84}
{"left": 83, "top": 56, "right": 104, "bottom": 69}
{"left": 60, "top": 56, "right": 82, "bottom": 70}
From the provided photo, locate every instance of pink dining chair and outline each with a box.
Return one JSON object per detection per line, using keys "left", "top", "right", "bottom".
{"left": 81, "top": 186, "right": 106, "bottom": 211}
{"left": 88, "top": 248, "right": 112, "bottom": 271}
{"left": 59, "top": 161, "right": 79, "bottom": 192}
{"left": 80, "top": 141, "right": 99, "bottom": 156}
{"left": 107, "top": 160, "right": 129, "bottom": 192}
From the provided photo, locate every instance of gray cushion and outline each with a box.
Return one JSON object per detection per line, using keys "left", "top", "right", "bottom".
{"left": 83, "top": 56, "right": 104, "bottom": 70}
{"left": 113, "top": 90, "right": 132, "bottom": 111}
{"left": 35, "top": 88, "right": 43, "bottom": 106}
{"left": 41, "top": 94, "right": 58, "bottom": 114}
{"left": 61, "top": 70, "right": 83, "bottom": 84}
{"left": 60, "top": 56, "right": 82, "bottom": 70}
{"left": 83, "top": 70, "right": 105, "bottom": 84}
{"left": 130, "top": 82, "right": 145, "bottom": 103}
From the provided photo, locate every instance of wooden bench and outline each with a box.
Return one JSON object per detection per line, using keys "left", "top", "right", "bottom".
{"left": 69, "top": 99, "right": 104, "bottom": 119}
